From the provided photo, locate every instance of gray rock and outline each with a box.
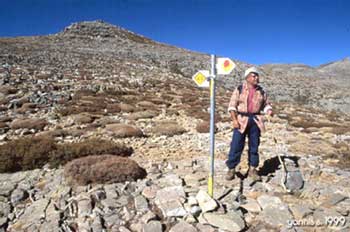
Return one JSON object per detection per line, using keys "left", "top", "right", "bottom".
{"left": 78, "top": 197, "right": 92, "bottom": 217}
{"left": 104, "top": 214, "right": 122, "bottom": 228}
{"left": 15, "top": 198, "right": 50, "bottom": 229}
{"left": 119, "top": 226, "right": 132, "bottom": 232}
{"left": 257, "top": 194, "right": 282, "bottom": 209}
{"left": 240, "top": 198, "right": 261, "bottom": 213}
{"left": 187, "top": 196, "right": 198, "bottom": 206}
{"left": 116, "top": 195, "right": 131, "bottom": 207}
{"left": 169, "top": 221, "right": 197, "bottom": 232}
{"left": 289, "top": 204, "right": 313, "bottom": 219}
{"left": 259, "top": 204, "right": 293, "bottom": 227}
{"left": 10, "top": 188, "right": 28, "bottom": 205}
{"left": 322, "top": 193, "right": 348, "bottom": 207}
{"left": 142, "top": 220, "right": 163, "bottom": 232}
{"left": 189, "top": 206, "right": 201, "bottom": 217}
{"left": 156, "top": 199, "right": 187, "bottom": 217}
{"left": 0, "top": 217, "right": 7, "bottom": 231}
{"left": 196, "top": 223, "right": 216, "bottom": 232}
{"left": 158, "top": 174, "right": 183, "bottom": 187}
{"left": 134, "top": 195, "right": 149, "bottom": 212}
{"left": 196, "top": 190, "right": 218, "bottom": 213}
{"left": 142, "top": 185, "right": 159, "bottom": 199}
{"left": 104, "top": 184, "right": 119, "bottom": 199}
{"left": 0, "top": 180, "right": 16, "bottom": 197}
{"left": 202, "top": 211, "right": 245, "bottom": 232}
{"left": 155, "top": 186, "right": 186, "bottom": 204}
{"left": 285, "top": 170, "right": 304, "bottom": 191}
{"left": 0, "top": 202, "right": 11, "bottom": 218}
{"left": 140, "top": 211, "right": 157, "bottom": 223}
{"left": 91, "top": 216, "right": 104, "bottom": 232}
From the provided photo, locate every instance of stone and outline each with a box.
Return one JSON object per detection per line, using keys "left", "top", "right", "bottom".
{"left": 187, "top": 196, "right": 198, "bottom": 206}
{"left": 155, "top": 186, "right": 186, "bottom": 204}
{"left": 0, "top": 217, "right": 7, "bottom": 231}
{"left": 104, "top": 184, "right": 119, "bottom": 199}
{"left": 119, "top": 226, "right": 132, "bottom": 232}
{"left": 0, "top": 202, "right": 11, "bottom": 218}
{"left": 285, "top": 170, "right": 304, "bottom": 191}
{"left": 240, "top": 198, "right": 262, "bottom": 213}
{"left": 91, "top": 216, "right": 104, "bottom": 232}
{"left": 202, "top": 211, "right": 245, "bottom": 232}
{"left": 158, "top": 174, "right": 183, "bottom": 187}
{"left": 156, "top": 199, "right": 187, "bottom": 217}
{"left": 134, "top": 195, "right": 149, "bottom": 212}
{"left": 140, "top": 211, "right": 157, "bottom": 223}
{"left": 10, "top": 188, "right": 28, "bottom": 205}
{"left": 259, "top": 204, "right": 293, "bottom": 227}
{"left": 189, "top": 206, "right": 201, "bottom": 217}
{"left": 169, "top": 221, "right": 197, "bottom": 232}
{"left": 77, "top": 197, "right": 92, "bottom": 217}
{"left": 257, "top": 194, "right": 282, "bottom": 209}
{"left": 0, "top": 181, "right": 16, "bottom": 197}
{"left": 289, "top": 204, "right": 313, "bottom": 219}
{"left": 142, "top": 185, "right": 159, "bottom": 199}
{"left": 104, "top": 214, "right": 122, "bottom": 228}
{"left": 14, "top": 198, "right": 50, "bottom": 229}
{"left": 142, "top": 220, "right": 163, "bottom": 232}
{"left": 196, "top": 190, "right": 218, "bottom": 213}
{"left": 185, "top": 214, "right": 197, "bottom": 223}
{"left": 196, "top": 223, "right": 216, "bottom": 232}
{"left": 321, "top": 193, "right": 348, "bottom": 207}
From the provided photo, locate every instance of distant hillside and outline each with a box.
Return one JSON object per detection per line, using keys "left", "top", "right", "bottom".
{"left": 0, "top": 20, "right": 349, "bottom": 113}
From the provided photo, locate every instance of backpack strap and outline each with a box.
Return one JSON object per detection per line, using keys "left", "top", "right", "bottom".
{"left": 237, "top": 84, "right": 265, "bottom": 96}
{"left": 237, "top": 84, "right": 243, "bottom": 94}
{"left": 256, "top": 85, "right": 265, "bottom": 96}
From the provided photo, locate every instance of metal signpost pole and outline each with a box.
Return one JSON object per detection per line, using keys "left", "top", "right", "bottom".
{"left": 208, "top": 54, "right": 216, "bottom": 197}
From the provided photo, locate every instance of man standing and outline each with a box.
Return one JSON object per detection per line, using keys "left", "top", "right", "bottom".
{"left": 226, "top": 67, "right": 273, "bottom": 181}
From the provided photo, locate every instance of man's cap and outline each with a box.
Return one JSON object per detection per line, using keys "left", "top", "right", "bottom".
{"left": 244, "top": 67, "right": 260, "bottom": 78}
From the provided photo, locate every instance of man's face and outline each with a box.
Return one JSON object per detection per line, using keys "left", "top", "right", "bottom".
{"left": 246, "top": 72, "right": 259, "bottom": 86}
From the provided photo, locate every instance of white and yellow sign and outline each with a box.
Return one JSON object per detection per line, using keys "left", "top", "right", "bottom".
{"left": 216, "top": 58, "right": 236, "bottom": 75}
{"left": 192, "top": 70, "right": 210, "bottom": 87}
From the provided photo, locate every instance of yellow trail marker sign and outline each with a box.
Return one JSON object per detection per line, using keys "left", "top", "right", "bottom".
{"left": 216, "top": 58, "right": 236, "bottom": 75}
{"left": 192, "top": 70, "right": 210, "bottom": 87}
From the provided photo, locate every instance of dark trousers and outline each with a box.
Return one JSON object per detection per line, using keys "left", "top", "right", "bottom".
{"left": 226, "top": 115, "right": 261, "bottom": 169}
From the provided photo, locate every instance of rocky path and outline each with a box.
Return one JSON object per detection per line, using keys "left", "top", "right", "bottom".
{"left": 1, "top": 109, "right": 350, "bottom": 232}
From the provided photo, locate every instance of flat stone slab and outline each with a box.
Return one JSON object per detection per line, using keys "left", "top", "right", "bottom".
{"left": 202, "top": 211, "right": 245, "bottom": 232}
{"left": 196, "top": 190, "right": 218, "bottom": 213}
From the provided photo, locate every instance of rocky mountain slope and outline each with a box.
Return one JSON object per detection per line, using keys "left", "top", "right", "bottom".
{"left": 0, "top": 20, "right": 349, "bottom": 232}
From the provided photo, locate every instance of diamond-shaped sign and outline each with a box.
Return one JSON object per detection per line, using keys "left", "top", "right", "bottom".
{"left": 192, "top": 70, "right": 210, "bottom": 87}
{"left": 216, "top": 58, "right": 236, "bottom": 75}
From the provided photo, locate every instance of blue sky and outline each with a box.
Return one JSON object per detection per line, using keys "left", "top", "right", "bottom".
{"left": 1, "top": 0, "right": 349, "bottom": 66}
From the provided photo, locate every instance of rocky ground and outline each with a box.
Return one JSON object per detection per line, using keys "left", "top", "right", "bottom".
{"left": 0, "top": 21, "right": 349, "bottom": 231}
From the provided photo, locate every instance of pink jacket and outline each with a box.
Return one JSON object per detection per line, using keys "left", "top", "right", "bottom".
{"left": 228, "top": 81, "right": 272, "bottom": 134}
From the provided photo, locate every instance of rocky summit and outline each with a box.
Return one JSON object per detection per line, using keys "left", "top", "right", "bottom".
{"left": 0, "top": 20, "right": 349, "bottom": 232}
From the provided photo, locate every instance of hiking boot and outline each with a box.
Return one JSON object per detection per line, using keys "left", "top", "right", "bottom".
{"left": 248, "top": 167, "right": 262, "bottom": 181}
{"left": 225, "top": 168, "right": 236, "bottom": 180}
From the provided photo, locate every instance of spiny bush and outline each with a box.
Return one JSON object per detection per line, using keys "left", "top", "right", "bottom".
{"left": 151, "top": 122, "right": 186, "bottom": 136}
{"left": 64, "top": 155, "right": 147, "bottom": 186}
{"left": 0, "top": 136, "right": 133, "bottom": 173}
{"left": 0, "top": 136, "right": 56, "bottom": 173}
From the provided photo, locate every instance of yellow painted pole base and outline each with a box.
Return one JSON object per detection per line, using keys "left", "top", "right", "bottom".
{"left": 208, "top": 175, "right": 213, "bottom": 197}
